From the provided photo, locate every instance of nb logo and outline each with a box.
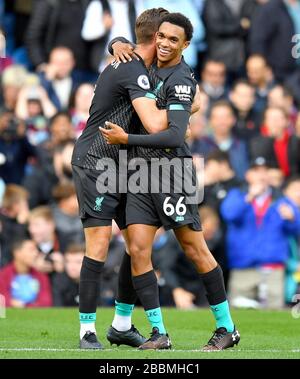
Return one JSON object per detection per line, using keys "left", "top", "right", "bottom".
{"left": 291, "top": 294, "right": 300, "bottom": 319}
{"left": 232, "top": 331, "right": 240, "bottom": 342}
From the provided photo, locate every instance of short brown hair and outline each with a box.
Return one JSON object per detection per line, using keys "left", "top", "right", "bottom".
{"left": 2, "top": 184, "right": 29, "bottom": 210}
{"left": 209, "top": 100, "right": 234, "bottom": 117}
{"left": 29, "top": 206, "right": 54, "bottom": 222}
{"left": 135, "top": 8, "right": 169, "bottom": 44}
{"left": 52, "top": 182, "right": 76, "bottom": 202}
{"left": 65, "top": 243, "right": 85, "bottom": 255}
{"left": 12, "top": 238, "right": 34, "bottom": 255}
{"left": 263, "top": 105, "right": 288, "bottom": 120}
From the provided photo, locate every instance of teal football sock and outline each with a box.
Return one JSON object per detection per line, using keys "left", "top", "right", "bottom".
{"left": 210, "top": 300, "right": 234, "bottom": 333}
{"left": 145, "top": 307, "right": 166, "bottom": 335}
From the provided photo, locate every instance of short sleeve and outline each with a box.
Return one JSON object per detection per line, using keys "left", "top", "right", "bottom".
{"left": 164, "top": 71, "right": 196, "bottom": 112}
{"left": 121, "top": 61, "right": 154, "bottom": 101}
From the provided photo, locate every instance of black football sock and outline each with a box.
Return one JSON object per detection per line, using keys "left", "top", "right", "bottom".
{"left": 116, "top": 252, "right": 137, "bottom": 304}
{"left": 132, "top": 270, "right": 166, "bottom": 334}
{"left": 79, "top": 256, "right": 104, "bottom": 325}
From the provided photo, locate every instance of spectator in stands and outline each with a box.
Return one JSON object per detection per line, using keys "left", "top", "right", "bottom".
{"left": 220, "top": 157, "right": 286, "bottom": 309}
{"left": 200, "top": 59, "right": 228, "bottom": 110}
{"left": 0, "top": 177, "right": 5, "bottom": 205}
{"left": 267, "top": 85, "right": 298, "bottom": 132}
{"left": 0, "top": 185, "right": 29, "bottom": 267}
{"left": 239, "top": 0, "right": 270, "bottom": 56}
{"left": 26, "top": 0, "right": 91, "bottom": 72}
{"left": 250, "top": 0, "right": 300, "bottom": 81}
{"left": 15, "top": 74, "right": 56, "bottom": 146}
{"left": 37, "top": 112, "right": 75, "bottom": 167}
{"left": 23, "top": 140, "right": 75, "bottom": 208}
{"left": 191, "top": 101, "right": 249, "bottom": 179}
{"left": 39, "top": 47, "right": 79, "bottom": 111}
{"left": 250, "top": 106, "right": 300, "bottom": 177}
{"left": 203, "top": 0, "right": 251, "bottom": 79}
{"left": 0, "top": 27, "right": 12, "bottom": 71}
{"left": 0, "top": 111, "right": 36, "bottom": 184}
{"left": 259, "top": 175, "right": 300, "bottom": 308}
{"left": 230, "top": 79, "right": 261, "bottom": 142}
{"left": 187, "top": 95, "right": 208, "bottom": 145}
{"left": 0, "top": 65, "right": 28, "bottom": 112}
{"left": 296, "top": 112, "right": 300, "bottom": 137}
{"left": 0, "top": 239, "right": 53, "bottom": 307}
{"left": 69, "top": 83, "right": 94, "bottom": 138}
{"left": 51, "top": 182, "right": 84, "bottom": 252}
{"left": 285, "top": 69, "right": 300, "bottom": 108}
{"left": 52, "top": 243, "right": 85, "bottom": 306}
{"left": 28, "top": 206, "right": 64, "bottom": 274}
{"left": 203, "top": 150, "right": 241, "bottom": 212}
{"left": 82, "top": 0, "right": 135, "bottom": 72}
{"left": 246, "top": 54, "right": 275, "bottom": 114}
{"left": 267, "top": 167, "right": 285, "bottom": 189}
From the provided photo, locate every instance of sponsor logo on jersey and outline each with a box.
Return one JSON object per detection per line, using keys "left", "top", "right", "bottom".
{"left": 137, "top": 75, "right": 150, "bottom": 90}
{"left": 174, "top": 85, "right": 191, "bottom": 101}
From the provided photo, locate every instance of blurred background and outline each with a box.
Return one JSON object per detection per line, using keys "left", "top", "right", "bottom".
{"left": 0, "top": 0, "right": 299, "bottom": 311}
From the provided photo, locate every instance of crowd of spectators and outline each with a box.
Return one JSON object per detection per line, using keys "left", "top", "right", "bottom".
{"left": 0, "top": 0, "right": 300, "bottom": 310}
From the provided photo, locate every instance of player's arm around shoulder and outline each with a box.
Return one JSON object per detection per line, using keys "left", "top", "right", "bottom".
{"left": 122, "top": 60, "right": 168, "bottom": 134}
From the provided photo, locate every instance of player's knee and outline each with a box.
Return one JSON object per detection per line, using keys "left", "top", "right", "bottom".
{"left": 182, "top": 241, "right": 208, "bottom": 263}
{"left": 129, "top": 241, "right": 148, "bottom": 258}
{"left": 85, "top": 239, "right": 109, "bottom": 261}
{"left": 129, "top": 243, "right": 151, "bottom": 267}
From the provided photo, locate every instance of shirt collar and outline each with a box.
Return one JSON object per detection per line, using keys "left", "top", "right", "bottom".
{"left": 152, "top": 58, "right": 184, "bottom": 80}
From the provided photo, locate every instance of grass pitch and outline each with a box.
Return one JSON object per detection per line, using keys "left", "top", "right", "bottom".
{"left": 0, "top": 307, "right": 299, "bottom": 359}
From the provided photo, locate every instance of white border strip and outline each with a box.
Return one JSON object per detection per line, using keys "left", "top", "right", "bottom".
{"left": 0, "top": 348, "right": 299, "bottom": 353}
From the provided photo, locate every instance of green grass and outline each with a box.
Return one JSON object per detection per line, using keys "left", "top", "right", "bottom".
{"left": 0, "top": 308, "right": 299, "bottom": 359}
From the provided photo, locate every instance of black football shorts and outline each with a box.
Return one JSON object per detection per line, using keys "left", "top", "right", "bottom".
{"left": 126, "top": 158, "right": 202, "bottom": 231}
{"left": 72, "top": 165, "right": 126, "bottom": 229}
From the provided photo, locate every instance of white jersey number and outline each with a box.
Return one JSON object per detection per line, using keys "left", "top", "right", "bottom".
{"left": 163, "top": 196, "right": 186, "bottom": 216}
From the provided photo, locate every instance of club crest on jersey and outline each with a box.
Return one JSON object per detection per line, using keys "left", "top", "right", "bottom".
{"left": 137, "top": 75, "right": 150, "bottom": 90}
{"left": 94, "top": 196, "right": 104, "bottom": 211}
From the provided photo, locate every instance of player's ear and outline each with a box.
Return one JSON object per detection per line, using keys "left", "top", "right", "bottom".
{"left": 182, "top": 41, "right": 190, "bottom": 51}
